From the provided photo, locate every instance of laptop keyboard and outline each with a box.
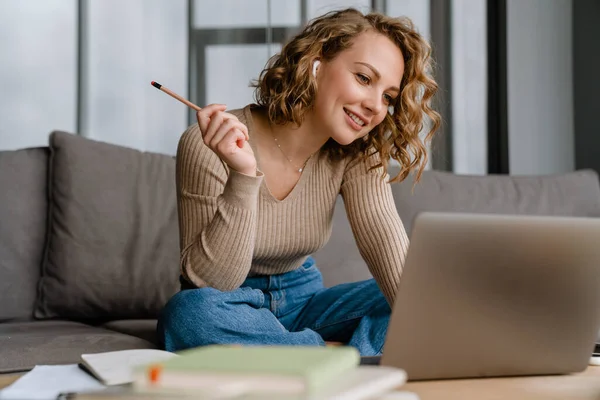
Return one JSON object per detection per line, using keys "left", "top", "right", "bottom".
{"left": 360, "top": 356, "right": 382, "bottom": 366}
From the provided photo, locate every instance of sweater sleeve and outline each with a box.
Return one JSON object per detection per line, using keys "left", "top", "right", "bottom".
{"left": 340, "top": 154, "right": 410, "bottom": 306}
{"left": 176, "top": 124, "right": 263, "bottom": 291}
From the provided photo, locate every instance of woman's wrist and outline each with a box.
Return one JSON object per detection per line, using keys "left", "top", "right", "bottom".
{"left": 237, "top": 167, "right": 257, "bottom": 177}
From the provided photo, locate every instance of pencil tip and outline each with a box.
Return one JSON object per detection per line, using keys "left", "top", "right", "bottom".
{"left": 151, "top": 81, "right": 161, "bottom": 89}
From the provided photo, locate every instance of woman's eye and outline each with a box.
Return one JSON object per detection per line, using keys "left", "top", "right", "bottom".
{"left": 356, "top": 74, "right": 370, "bottom": 84}
{"left": 383, "top": 94, "right": 393, "bottom": 103}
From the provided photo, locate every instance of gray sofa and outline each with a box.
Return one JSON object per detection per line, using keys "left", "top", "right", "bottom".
{"left": 1, "top": 131, "right": 599, "bottom": 374}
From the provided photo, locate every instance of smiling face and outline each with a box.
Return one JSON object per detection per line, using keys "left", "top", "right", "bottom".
{"left": 312, "top": 31, "right": 405, "bottom": 146}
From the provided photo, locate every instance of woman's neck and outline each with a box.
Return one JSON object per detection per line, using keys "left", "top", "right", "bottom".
{"left": 260, "top": 109, "right": 329, "bottom": 162}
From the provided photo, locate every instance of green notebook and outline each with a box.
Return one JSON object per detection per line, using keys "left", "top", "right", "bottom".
{"left": 132, "top": 345, "right": 360, "bottom": 397}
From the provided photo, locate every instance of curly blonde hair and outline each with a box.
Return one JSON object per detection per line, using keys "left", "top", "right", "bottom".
{"left": 253, "top": 8, "right": 441, "bottom": 183}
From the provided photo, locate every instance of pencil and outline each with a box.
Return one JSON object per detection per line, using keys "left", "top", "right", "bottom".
{"left": 151, "top": 80, "right": 246, "bottom": 149}
{"left": 151, "top": 81, "right": 202, "bottom": 112}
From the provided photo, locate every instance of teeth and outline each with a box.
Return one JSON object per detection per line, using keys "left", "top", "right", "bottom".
{"left": 345, "top": 110, "right": 365, "bottom": 126}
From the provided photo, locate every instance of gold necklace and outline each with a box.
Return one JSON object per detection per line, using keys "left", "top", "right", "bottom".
{"left": 269, "top": 122, "right": 313, "bottom": 173}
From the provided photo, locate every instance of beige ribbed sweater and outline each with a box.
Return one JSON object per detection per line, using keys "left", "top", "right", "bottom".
{"left": 176, "top": 105, "right": 410, "bottom": 305}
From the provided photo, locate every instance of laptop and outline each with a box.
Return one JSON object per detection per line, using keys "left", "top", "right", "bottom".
{"left": 368, "top": 212, "right": 600, "bottom": 381}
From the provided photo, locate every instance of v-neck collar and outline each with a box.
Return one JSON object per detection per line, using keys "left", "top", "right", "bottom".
{"left": 243, "top": 104, "right": 315, "bottom": 204}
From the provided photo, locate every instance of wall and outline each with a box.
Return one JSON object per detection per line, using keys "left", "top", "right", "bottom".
{"left": 451, "top": 0, "right": 487, "bottom": 175}
{"left": 506, "top": 0, "right": 574, "bottom": 175}
{"left": 81, "top": 0, "right": 188, "bottom": 155}
{"left": 0, "top": 0, "right": 188, "bottom": 155}
{"left": 0, "top": 1, "right": 77, "bottom": 150}
{"left": 0, "top": 0, "right": 439, "bottom": 157}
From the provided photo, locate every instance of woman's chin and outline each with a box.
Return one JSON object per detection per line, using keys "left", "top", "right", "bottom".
{"left": 331, "top": 134, "right": 359, "bottom": 146}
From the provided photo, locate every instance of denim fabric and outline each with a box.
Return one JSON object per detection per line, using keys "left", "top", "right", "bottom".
{"left": 157, "top": 257, "right": 391, "bottom": 356}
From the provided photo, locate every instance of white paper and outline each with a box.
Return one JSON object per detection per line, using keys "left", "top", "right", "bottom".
{"left": 0, "top": 365, "right": 106, "bottom": 400}
{"left": 81, "top": 349, "right": 178, "bottom": 385}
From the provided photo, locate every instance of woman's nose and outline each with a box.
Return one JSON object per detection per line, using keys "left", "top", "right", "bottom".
{"left": 362, "top": 92, "right": 385, "bottom": 115}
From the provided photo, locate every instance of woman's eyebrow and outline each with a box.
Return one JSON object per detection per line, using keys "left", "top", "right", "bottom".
{"left": 355, "top": 62, "right": 400, "bottom": 92}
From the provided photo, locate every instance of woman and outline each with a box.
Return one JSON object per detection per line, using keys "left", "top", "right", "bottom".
{"left": 158, "top": 8, "right": 440, "bottom": 356}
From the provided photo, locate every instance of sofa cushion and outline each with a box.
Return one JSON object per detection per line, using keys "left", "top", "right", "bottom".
{"left": 101, "top": 320, "right": 158, "bottom": 345}
{"left": 0, "top": 320, "right": 156, "bottom": 373}
{"left": 314, "top": 169, "right": 600, "bottom": 287}
{"left": 0, "top": 147, "right": 49, "bottom": 321}
{"left": 313, "top": 198, "right": 374, "bottom": 287}
{"left": 393, "top": 169, "right": 600, "bottom": 236}
{"left": 35, "top": 132, "right": 180, "bottom": 321}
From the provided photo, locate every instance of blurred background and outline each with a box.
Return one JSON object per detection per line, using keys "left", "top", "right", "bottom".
{"left": 0, "top": 0, "right": 597, "bottom": 176}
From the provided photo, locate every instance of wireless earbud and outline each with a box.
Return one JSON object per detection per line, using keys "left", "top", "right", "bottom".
{"left": 312, "top": 60, "right": 321, "bottom": 78}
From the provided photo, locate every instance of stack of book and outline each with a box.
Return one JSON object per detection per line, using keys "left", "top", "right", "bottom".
{"left": 132, "top": 345, "right": 405, "bottom": 399}
{"left": 76, "top": 346, "right": 407, "bottom": 399}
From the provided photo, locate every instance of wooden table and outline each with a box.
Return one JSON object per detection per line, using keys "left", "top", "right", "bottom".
{"left": 2, "top": 367, "right": 600, "bottom": 399}
{"left": 403, "top": 365, "right": 600, "bottom": 399}
{"left": 0, "top": 373, "right": 21, "bottom": 389}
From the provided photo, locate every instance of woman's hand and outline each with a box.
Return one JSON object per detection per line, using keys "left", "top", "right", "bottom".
{"left": 197, "top": 104, "right": 257, "bottom": 176}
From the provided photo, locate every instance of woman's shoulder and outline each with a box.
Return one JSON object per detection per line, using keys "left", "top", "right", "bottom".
{"left": 340, "top": 149, "right": 387, "bottom": 182}
{"left": 177, "top": 123, "right": 205, "bottom": 154}
{"left": 228, "top": 106, "right": 248, "bottom": 123}
{"left": 219, "top": 103, "right": 256, "bottom": 126}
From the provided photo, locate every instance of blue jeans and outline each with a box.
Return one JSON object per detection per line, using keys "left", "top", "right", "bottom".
{"left": 157, "top": 257, "right": 391, "bottom": 356}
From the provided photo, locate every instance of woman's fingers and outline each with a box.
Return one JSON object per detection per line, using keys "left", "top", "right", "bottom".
{"left": 211, "top": 120, "right": 249, "bottom": 151}
{"left": 222, "top": 112, "right": 248, "bottom": 139}
{"left": 218, "top": 128, "right": 248, "bottom": 155}
{"left": 203, "top": 112, "right": 226, "bottom": 145}
{"left": 209, "top": 118, "right": 238, "bottom": 149}
{"left": 196, "top": 105, "right": 253, "bottom": 170}
{"left": 196, "top": 104, "right": 249, "bottom": 142}
{"left": 202, "top": 112, "right": 248, "bottom": 146}
{"left": 196, "top": 104, "right": 226, "bottom": 133}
